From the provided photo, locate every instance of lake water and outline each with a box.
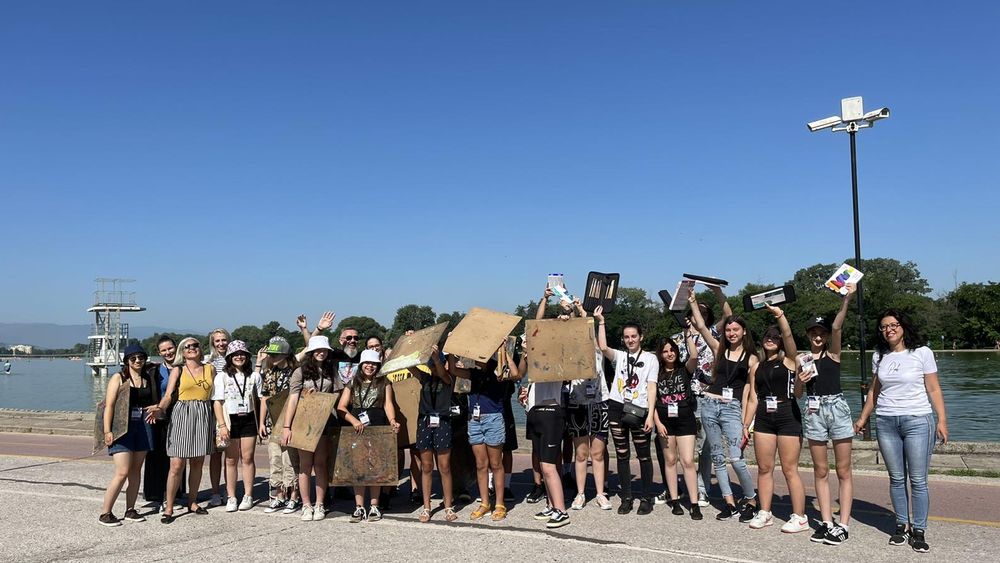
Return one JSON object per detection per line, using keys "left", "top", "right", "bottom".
{"left": 1, "top": 353, "right": 997, "bottom": 442}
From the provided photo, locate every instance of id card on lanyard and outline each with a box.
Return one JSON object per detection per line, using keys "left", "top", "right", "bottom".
{"left": 667, "top": 403, "right": 679, "bottom": 418}
{"left": 807, "top": 396, "right": 820, "bottom": 413}
{"left": 765, "top": 396, "right": 778, "bottom": 413}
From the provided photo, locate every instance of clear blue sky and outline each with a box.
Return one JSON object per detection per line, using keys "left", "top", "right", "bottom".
{"left": 2, "top": 1, "right": 997, "bottom": 332}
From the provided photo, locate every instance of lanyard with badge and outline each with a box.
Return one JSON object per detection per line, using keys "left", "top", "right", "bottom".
{"left": 760, "top": 360, "right": 781, "bottom": 413}
{"left": 428, "top": 376, "right": 441, "bottom": 428}
{"left": 231, "top": 373, "right": 250, "bottom": 414}
{"left": 721, "top": 350, "right": 745, "bottom": 402}
{"left": 806, "top": 351, "right": 824, "bottom": 413}
{"left": 357, "top": 379, "right": 377, "bottom": 427}
{"left": 623, "top": 352, "right": 641, "bottom": 404}
{"left": 662, "top": 368, "right": 680, "bottom": 417}
{"left": 128, "top": 376, "right": 145, "bottom": 420}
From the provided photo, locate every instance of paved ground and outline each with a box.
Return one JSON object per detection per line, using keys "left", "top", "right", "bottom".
{"left": 1, "top": 433, "right": 998, "bottom": 562}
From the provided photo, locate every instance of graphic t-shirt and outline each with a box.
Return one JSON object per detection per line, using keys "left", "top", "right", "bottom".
{"left": 608, "top": 349, "right": 659, "bottom": 408}
{"left": 656, "top": 366, "right": 693, "bottom": 407}
{"left": 212, "top": 370, "right": 264, "bottom": 414}
{"left": 872, "top": 346, "right": 937, "bottom": 416}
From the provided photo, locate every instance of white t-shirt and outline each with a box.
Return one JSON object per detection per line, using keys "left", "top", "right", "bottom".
{"left": 872, "top": 346, "right": 937, "bottom": 416}
{"left": 568, "top": 348, "right": 610, "bottom": 405}
{"left": 527, "top": 381, "right": 563, "bottom": 411}
{"left": 608, "top": 349, "right": 659, "bottom": 408}
{"left": 212, "top": 370, "right": 265, "bottom": 415}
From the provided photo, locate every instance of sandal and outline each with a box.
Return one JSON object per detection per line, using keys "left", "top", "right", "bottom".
{"left": 418, "top": 507, "right": 431, "bottom": 523}
{"left": 470, "top": 503, "right": 492, "bottom": 520}
{"left": 491, "top": 505, "right": 507, "bottom": 521}
{"left": 445, "top": 507, "right": 458, "bottom": 522}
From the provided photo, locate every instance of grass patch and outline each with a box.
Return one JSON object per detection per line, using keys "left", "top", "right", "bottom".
{"left": 932, "top": 468, "right": 1000, "bottom": 478}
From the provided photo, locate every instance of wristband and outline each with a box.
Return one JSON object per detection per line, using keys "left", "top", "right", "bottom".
{"left": 283, "top": 426, "right": 291, "bottom": 429}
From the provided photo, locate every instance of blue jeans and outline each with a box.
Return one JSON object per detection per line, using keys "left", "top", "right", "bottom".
{"left": 876, "top": 414, "right": 935, "bottom": 530}
{"left": 700, "top": 397, "right": 756, "bottom": 500}
{"left": 695, "top": 398, "right": 714, "bottom": 496}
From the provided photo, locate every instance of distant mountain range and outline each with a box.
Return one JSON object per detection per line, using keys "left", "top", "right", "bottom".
{"left": 0, "top": 323, "right": 200, "bottom": 349}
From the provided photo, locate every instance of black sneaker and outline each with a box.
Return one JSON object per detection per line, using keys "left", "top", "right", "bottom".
{"left": 910, "top": 528, "right": 929, "bottom": 553}
{"left": 824, "top": 524, "right": 849, "bottom": 546}
{"left": 811, "top": 521, "right": 830, "bottom": 543}
{"left": 503, "top": 487, "right": 515, "bottom": 502}
{"left": 690, "top": 503, "right": 703, "bottom": 520}
{"left": 737, "top": 498, "right": 758, "bottom": 523}
{"left": 616, "top": 497, "right": 634, "bottom": 514}
{"left": 123, "top": 508, "right": 145, "bottom": 522}
{"left": 889, "top": 524, "right": 909, "bottom": 546}
{"left": 716, "top": 503, "right": 739, "bottom": 520}
{"left": 99, "top": 512, "right": 122, "bottom": 527}
{"left": 637, "top": 498, "right": 653, "bottom": 515}
{"left": 670, "top": 499, "right": 684, "bottom": 516}
{"left": 534, "top": 506, "right": 555, "bottom": 521}
{"left": 525, "top": 484, "right": 546, "bottom": 504}
{"left": 546, "top": 509, "right": 571, "bottom": 529}
{"left": 349, "top": 505, "right": 366, "bottom": 523}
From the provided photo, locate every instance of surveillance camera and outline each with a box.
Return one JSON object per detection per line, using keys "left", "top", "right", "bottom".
{"left": 863, "top": 107, "right": 890, "bottom": 122}
{"left": 807, "top": 115, "right": 841, "bottom": 132}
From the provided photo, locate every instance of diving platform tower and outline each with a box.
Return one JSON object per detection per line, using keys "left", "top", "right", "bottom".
{"left": 87, "top": 278, "right": 145, "bottom": 377}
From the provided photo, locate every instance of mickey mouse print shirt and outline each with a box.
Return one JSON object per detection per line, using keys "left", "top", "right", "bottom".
{"left": 608, "top": 349, "right": 659, "bottom": 408}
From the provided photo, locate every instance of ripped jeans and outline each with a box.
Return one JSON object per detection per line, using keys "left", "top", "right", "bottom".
{"left": 700, "top": 396, "right": 756, "bottom": 500}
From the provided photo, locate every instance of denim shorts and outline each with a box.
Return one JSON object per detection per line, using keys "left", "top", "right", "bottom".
{"left": 467, "top": 412, "right": 506, "bottom": 447}
{"left": 803, "top": 394, "right": 855, "bottom": 442}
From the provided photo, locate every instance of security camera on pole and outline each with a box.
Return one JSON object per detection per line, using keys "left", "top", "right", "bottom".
{"left": 807, "top": 96, "right": 890, "bottom": 441}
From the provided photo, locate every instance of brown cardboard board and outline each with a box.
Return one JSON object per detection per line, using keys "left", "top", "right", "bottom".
{"left": 329, "top": 426, "right": 399, "bottom": 486}
{"left": 524, "top": 318, "right": 597, "bottom": 383}
{"left": 285, "top": 391, "right": 338, "bottom": 453}
{"left": 391, "top": 376, "right": 422, "bottom": 447}
{"left": 380, "top": 322, "right": 448, "bottom": 375}
{"left": 265, "top": 390, "right": 289, "bottom": 445}
{"left": 93, "top": 384, "right": 130, "bottom": 454}
{"left": 443, "top": 307, "right": 521, "bottom": 363}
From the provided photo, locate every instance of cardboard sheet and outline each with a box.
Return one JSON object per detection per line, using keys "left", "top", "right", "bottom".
{"left": 329, "top": 426, "right": 399, "bottom": 486}
{"left": 285, "top": 391, "right": 338, "bottom": 453}
{"left": 265, "top": 390, "right": 289, "bottom": 445}
{"left": 443, "top": 307, "right": 521, "bottom": 363}
{"left": 380, "top": 322, "right": 448, "bottom": 375}
{"left": 391, "top": 375, "right": 422, "bottom": 447}
{"left": 524, "top": 318, "right": 597, "bottom": 383}
{"left": 92, "top": 384, "right": 130, "bottom": 454}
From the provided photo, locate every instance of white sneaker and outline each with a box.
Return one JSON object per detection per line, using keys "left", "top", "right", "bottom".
{"left": 748, "top": 509, "right": 773, "bottom": 529}
{"left": 282, "top": 499, "right": 301, "bottom": 514}
{"left": 312, "top": 504, "right": 326, "bottom": 521}
{"left": 238, "top": 497, "right": 253, "bottom": 511}
{"left": 595, "top": 493, "right": 612, "bottom": 510}
{"left": 300, "top": 505, "right": 314, "bottom": 521}
{"left": 781, "top": 513, "right": 810, "bottom": 533}
{"left": 264, "top": 498, "right": 284, "bottom": 513}
{"left": 697, "top": 492, "right": 710, "bottom": 507}
{"left": 209, "top": 494, "right": 223, "bottom": 508}
{"left": 225, "top": 497, "right": 238, "bottom": 512}
{"left": 571, "top": 494, "right": 586, "bottom": 510}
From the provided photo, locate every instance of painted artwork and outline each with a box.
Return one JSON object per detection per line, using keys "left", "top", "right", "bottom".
{"left": 92, "top": 384, "right": 130, "bottom": 454}
{"left": 329, "top": 426, "right": 399, "bottom": 486}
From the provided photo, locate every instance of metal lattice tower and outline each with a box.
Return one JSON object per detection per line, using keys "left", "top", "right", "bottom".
{"left": 86, "top": 278, "right": 145, "bottom": 377}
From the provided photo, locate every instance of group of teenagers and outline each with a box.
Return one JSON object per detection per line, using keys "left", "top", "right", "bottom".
{"left": 98, "top": 281, "right": 948, "bottom": 554}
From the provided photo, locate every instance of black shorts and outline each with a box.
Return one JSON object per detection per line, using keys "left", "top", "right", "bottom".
{"left": 527, "top": 406, "right": 564, "bottom": 465}
{"left": 229, "top": 413, "right": 258, "bottom": 439}
{"left": 565, "top": 405, "right": 590, "bottom": 438}
{"left": 753, "top": 400, "right": 802, "bottom": 436}
{"left": 655, "top": 405, "right": 698, "bottom": 437}
{"left": 415, "top": 414, "right": 453, "bottom": 452}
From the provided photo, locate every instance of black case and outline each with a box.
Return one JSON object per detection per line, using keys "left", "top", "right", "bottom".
{"left": 658, "top": 289, "right": 690, "bottom": 328}
{"left": 582, "top": 271, "right": 620, "bottom": 313}
{"left": 742, "top": 285, "right": 797, "bottom": 313}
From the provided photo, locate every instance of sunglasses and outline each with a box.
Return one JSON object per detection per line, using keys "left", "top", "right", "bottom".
{"left": 184, "top": 343, "right": 201, "bottom": 350}
{"left": 343, "top": 336, "right": 360, "bottom": 342}
{"left": 127, "top": 355, "right": 147, "bottom": 363}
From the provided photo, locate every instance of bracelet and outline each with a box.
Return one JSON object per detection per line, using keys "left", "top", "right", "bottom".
{"left": 283, "top": 426, "right": 291, "bottom": 429}
{"left": 598, "top": 322, "right": 605, "bottom": 325}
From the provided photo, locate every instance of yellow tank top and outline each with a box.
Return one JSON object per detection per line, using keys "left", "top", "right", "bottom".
{"left": 178, "top": 364, "right": 214, "bottom": 401}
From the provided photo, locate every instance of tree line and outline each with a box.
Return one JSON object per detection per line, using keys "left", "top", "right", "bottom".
{"left": 139, "top": 257, "right": 1000, "bottom": 356}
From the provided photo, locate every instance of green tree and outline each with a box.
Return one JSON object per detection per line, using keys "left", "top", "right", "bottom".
{"left": 387, "top": 305, "right": 437, "bottom": 343}
{"left": 948, "top": 282, "right": 1000, "bottom": 348}
{"left": 334, "top": 316, "right": 387, "bottom": 343}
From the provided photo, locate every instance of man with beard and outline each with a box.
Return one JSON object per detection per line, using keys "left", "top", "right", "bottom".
{"left": 296, "top": 312, "right": 363, "bottom": 389}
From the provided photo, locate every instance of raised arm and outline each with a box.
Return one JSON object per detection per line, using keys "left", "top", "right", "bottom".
{"left": 828, "top": 283, "right": 856, "bottom": 357}
{"left": 683, "top": 331, "right": 699, "bottom": 374}
{"left": 765, "top": 304, "right": 798, "bottom": 367}
{"left": 593, "top": 306, "right": 616, "bottom": 360}
{"left": 688, "top": 293, "right": 720, "bottom": 355}
{"left": 536, "top": 288, "right": 554, "bottom": 320}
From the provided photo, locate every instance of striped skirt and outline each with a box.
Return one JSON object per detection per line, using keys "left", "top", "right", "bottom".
{"left": 166, "top": 400, "right": 215, "bottom": 458}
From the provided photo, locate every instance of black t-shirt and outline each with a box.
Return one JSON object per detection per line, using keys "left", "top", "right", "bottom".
{"left": 419, "top": 373, "right": 453, "bottom": 416}
{"left": 468, "top": 360, "right": 505, "bottom": 414}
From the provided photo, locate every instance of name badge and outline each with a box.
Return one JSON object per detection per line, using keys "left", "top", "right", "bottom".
{"left": 765, "top": 396, "right": 778, "bottom": 413}
{"left": 585, "top": 384, "right": 596, "bottom": 399}
{"left": 450, "top": 405, "right": 461, "bottom": 416}
{"left": 235, "top": 402, "right": 249, "bottom": 415}
{"left": 807, "top": 396, "right": 820, "bottom": 414}
{"left": 130, "top": 407, "right": 144, "bottom": 420}
{"left": 358, "top": 411, "right": 370, "bottom": 426}
{"left": 428, "top": 414, "right": 440, "bottom": 428}
{"left": 667, "top": 403, "right": 679, "bottom": 418}
{"left": 721, "top": 387, "right": 734, "bottom": 402}
{"left": 472, "top": 405, "right": 481, "bottom": 421}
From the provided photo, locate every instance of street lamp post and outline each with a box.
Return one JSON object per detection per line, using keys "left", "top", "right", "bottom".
{"left": 807, "top": 96, "right": 889, "bottom": 441}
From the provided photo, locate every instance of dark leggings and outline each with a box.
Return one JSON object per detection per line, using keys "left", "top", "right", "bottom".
{"left": 608, "top": 401, "right": 653, "bottom": 500}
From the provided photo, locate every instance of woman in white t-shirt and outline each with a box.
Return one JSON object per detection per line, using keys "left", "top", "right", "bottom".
{"left": 855, "top": 309, "right": 947, "bottom": 554}
{"left": 594, "top": 306, "right": 658, "bottom": 516}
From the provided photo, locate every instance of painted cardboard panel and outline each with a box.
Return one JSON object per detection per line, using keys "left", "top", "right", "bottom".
{"left": 391, "top": 375, "right": 422, "bottom": 447}
{"left": 380, "top": 322, "right": 448, "bottom": 375}
{"left": 265, "top": 390, "right": 288, "bottom": 445}
{"left": 329, "top": 426, "right": 399, "bottom": 486}
{"left": 93, "top": 384, "right": 130, "bottom": 454}
{"left": 443, "top": 307, "right": 521, "bottom": 363}
{"left": 524, "top": 318, "right": 597, "bottom": 383}
{"left": 286, "top": 391, "right": 338, "bottom": 453}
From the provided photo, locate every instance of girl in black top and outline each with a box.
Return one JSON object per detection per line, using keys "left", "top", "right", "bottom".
{"left": 802, "top": 283, "right": 856, "bottom": 544}
{"left": 743, "top": 305, "right": 807, "bottom": 532}
{"left": 652, "top": 334, "right": 703, "bottom": 520}
{"left": 412, "top": 345, "right": 458, "bottom": 523}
